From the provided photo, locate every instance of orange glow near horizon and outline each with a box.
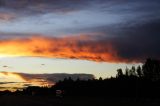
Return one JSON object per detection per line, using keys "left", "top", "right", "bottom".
{"left": 0, "top": 72, "right": 26, "bottom": 82}
{"left": 0, "top": 36, "right": 127, "bottom": 62}
{"left": 0, "top": 72, "right": 54, "bottom": 91}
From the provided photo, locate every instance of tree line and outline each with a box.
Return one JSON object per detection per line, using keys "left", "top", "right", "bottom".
{"left": 1, "top": 58, "right": 160, "bottom": 98}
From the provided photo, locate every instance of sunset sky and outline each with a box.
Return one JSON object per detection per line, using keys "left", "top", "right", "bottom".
{"left": 0, "top": 0, "right": 160, "bottom": 90}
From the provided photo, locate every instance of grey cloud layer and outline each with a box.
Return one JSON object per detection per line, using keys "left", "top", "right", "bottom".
{"left": 0, "top": 0, "right": 159, "bottom": 62}
{"left": 20, "top": 73, "right": 94, "bottom": 82}
{"left": 0, "top": 0, "right": 159, "bottom": 35}
{"left": 0, "top": 72, "right": 94, "bottom": 90}
{"left": 110, "top": 18, "right": 160, "bottom": 61}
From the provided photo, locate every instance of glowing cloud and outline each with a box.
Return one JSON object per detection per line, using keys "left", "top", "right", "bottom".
{"left": 0, "top": 36, "right": 125, "bottom": 62}
{"left": 0, "top": 72, "right": 54, "bottom": 91}
{"left": 0, "top": 72, "right": 26, "bottom": 82}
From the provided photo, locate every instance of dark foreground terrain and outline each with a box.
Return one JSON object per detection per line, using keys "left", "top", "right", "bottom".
{"left": 0, "top": 95, "right": 160, "bottom": 106}
{"left": 1, "top": 59, "right": 160, "bottom": 106}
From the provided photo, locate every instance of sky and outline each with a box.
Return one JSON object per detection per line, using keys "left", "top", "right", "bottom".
{"left": 0, "top": 0, "right": 159, "bottom": 90}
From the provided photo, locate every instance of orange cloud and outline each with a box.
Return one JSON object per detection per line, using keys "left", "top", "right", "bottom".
{"left": 0, "top": 36, "right": 127, "bottom": 62}
{"left": 0, "top": 72, "right": 54, "bottom": 91}
{"left": 0, "top": 72, "right": 26, "bottom": 82}
{"left": 0, "top": 72, "right": 94, "bottom": 91}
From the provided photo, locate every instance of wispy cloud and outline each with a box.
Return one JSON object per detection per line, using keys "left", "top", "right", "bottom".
{"left": 0, "top": 72, "right": 94, "bottom": 91}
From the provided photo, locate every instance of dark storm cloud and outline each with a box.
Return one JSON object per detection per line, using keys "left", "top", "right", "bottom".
{"left": 110, "top": 18, "right": 160, "bottom": 62}
{"left": 85, "top": 18, "right": 160, "bottom": 62}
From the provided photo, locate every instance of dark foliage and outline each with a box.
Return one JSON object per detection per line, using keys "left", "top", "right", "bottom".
{"left": 1, "top": 58, "right": 160, "bottom": 98}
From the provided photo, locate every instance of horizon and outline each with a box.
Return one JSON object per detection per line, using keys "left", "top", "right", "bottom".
{"left": 0, "top": 0, "right": 159, "bottom": 91}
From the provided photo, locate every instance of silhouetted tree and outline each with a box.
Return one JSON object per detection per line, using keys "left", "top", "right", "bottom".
{"left": 2, "top": 58, "right": 160, "bottom": 98}
{"left": 99, "top": 77, "right": 103, "bottom": 81}
{"left": 125, "top": 67, "right": 129, "bottom": 76}
{"left": 116, "top": 68, "right": 123, "bottom": 78}
{"left": 136, "top": 65, "right": 143, "bottom": 77}
{"left": 142, "top": 58, "right": 160, "bottom": 80}
{"left": 128, "top": 66, "right": 137, "bottom": 76}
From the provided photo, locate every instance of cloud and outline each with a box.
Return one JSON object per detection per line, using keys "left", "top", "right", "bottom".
{"left": 0, "top": 0, "right": 159, "bottom": 63}
{"left": 0, "top": 12, "right": 15, "bottom": 21}
{"left": 0, "top": 0, "right": 90, "bottom": 15}
{"left": 109, "top": 18, "right": 160, "bottom": 62}
{"left": 0, "top": 0, "right": 159, "bottom": 17}
{"left": 0, "top": 0, "right": 159, "bottom": 36}
{"left": 19, "top": 73, "right": 94, "bottom": 83}
{"left": 0, "top": 82, "right": 17, "bottom": 84}
{"left": 0, "top": 24, "right": 159, "bottom": 63}
{"left": 0, "top": 72, "right": 94, "bottom": 91}
{"left": 0, "top": 35, "right": 123, "bottom": 62}
{"left": 2, "top": 65, "right": 9, "bottom": 68}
